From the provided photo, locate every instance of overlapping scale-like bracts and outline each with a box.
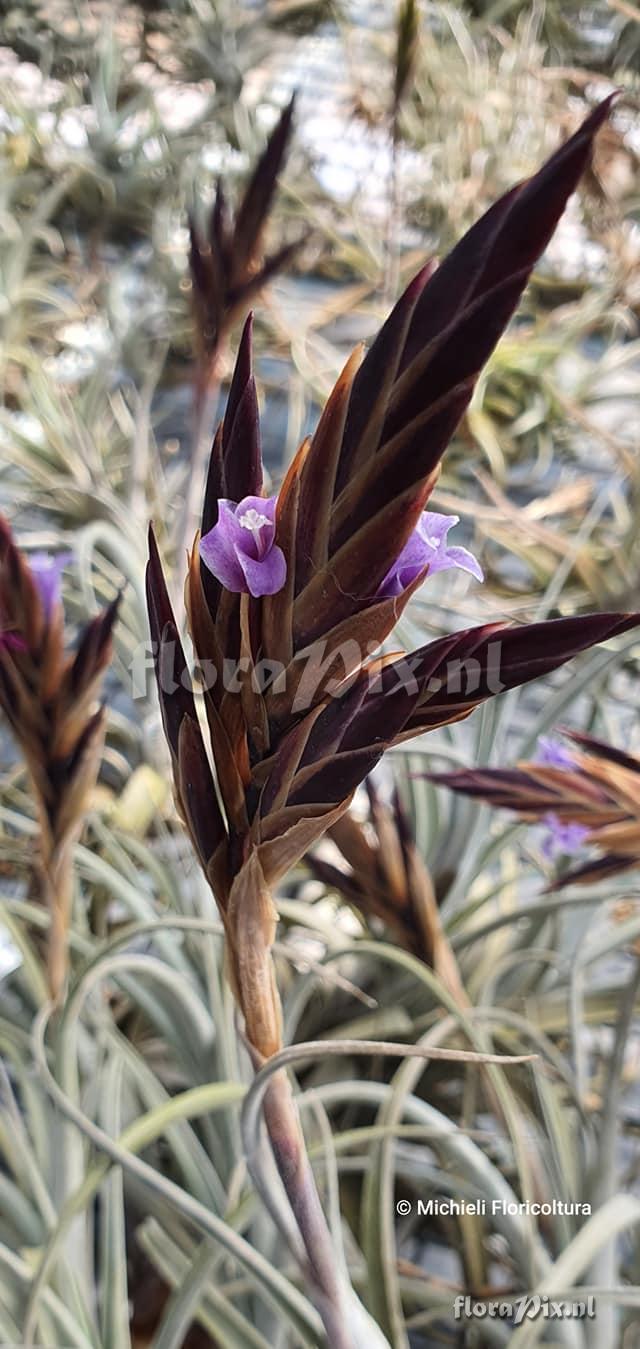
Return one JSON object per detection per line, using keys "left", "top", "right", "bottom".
{"left": 431, "top": 728, "right": 640, "bottom": 889}
{"left": 146, "top": 100, "right": 639, "bottom": 1056}
{"left": 0, "top": 516, "right": 118, "bottom": 994}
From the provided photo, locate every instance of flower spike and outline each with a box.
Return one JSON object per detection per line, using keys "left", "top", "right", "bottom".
{"left": 430, "top": 727, "right": 640, "bottom": 889}
{"left": 189, "top": 96, "right": 304, "bottom": 390}
{"left": 147, "top": 98, "right": 637, "bottom": 1036}
{"left": 179, "top": 100, "right": 304, "bottom": 568}
{"left": 147, "top": 100, "right": 638, "bottom": 1346}
{"left": 0, "top": 518, "right": 118, "bottom": 995}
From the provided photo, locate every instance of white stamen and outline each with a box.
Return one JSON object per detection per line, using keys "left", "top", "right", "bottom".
{"left": 238, "top": 508, "right": 270, "bottom": 532}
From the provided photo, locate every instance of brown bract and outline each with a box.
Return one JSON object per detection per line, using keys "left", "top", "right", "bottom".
{"left": 308, "top": 779, "right": 467, "bottom": 1001}
{"left": 147, "top": 99, "right": 639, "bottom": 1058}
{"left": 0, "top": 516, "right": 118, "bottom": 995}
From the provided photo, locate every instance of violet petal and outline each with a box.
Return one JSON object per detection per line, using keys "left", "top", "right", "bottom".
{"left": 428, "top": 543, "right": 484, "bottom": 581}
{"left": 29, "top": 551, "right": 72, "bottom": 617}
{"left": 535, "top": 736, "right": 577, "bottom": 770}
{"left": 378, "top": 509, "right": 482, "bottom": 598}
{"left": 200, "top": 503, "right": 247, "bottom": 591}
{"left": 199, "top": 494, "right": 285, "bottom": 596}
{"left": 238, "top": 543, "right": 287, "bottom": 597}
{"left": 541, "top": 812, "right": 590, "bottom": 860}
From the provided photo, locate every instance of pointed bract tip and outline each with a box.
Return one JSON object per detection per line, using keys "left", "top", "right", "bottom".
{"left": 110, "top": 587, "right": 124, "bottom": 617}
{"left": 587, "top": 91, "right": 619, "bottom": 126}
{"left": 147, "top": 522, "right": 160, "bottom": 558}
{"left": 409, "top": 259, "right": 438, "bottom": 294}
{"left": 278, "top": 92, "right": 296, "bottom": 128}
{"left": 0, "top": 513, "right": 11, "bottom": 546}
{"left": 568, "top": 93, "right": 618, "bottom": 146}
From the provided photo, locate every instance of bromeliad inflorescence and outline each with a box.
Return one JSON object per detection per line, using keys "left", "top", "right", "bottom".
{"left": 146, "top": 99, "right": 639, "bottom": 1348}
{"left": 0, "top": 521, "right": 118, "bottom": 996}
{"left": 148, "top": 97, "right": 638, "bottom": 1058}
{"left": 432, "top": 729, "right": 640, "bottom": 889}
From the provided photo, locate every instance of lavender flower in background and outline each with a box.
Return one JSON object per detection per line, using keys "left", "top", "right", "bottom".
{"left": 541, "top": 812, "right": 590, "bottom": 860}
{"left": 29, "top": 551, "right": 72, "bottom": 617}
{"left": 0, "top": 552, "right": 70, "bottom": 648}
{"left": 377, "top": 510, "right": 483, "bottom": 600}
{"left": 535, "top": 736, "right": 578, "bottom": 770}
{"left": 200, "top": 496, "right": 286, "bottom": 597}
{"left": 0, "top": 517, "right": 117, "bottom": 996}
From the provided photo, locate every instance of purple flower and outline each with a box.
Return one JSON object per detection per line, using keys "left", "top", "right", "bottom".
{"left": 535, "top": 736, "right": 577, "bottom": 770}
{"left": 541, "top": 812, "right": 590, "bottom": 860}
{"left": 377, "top": 510, "right": 483, "bottom": 600}
{"left": 200, "top": 496, "right": 286, "bottom": 598}
{"left": 29, "top": 551, "right": 72, "bottom": 618}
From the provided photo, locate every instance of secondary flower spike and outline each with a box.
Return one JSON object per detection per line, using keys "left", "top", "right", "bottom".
{"left": 189, "top": 96, "right": 304, "bottom": 386}
{"left": 430, "top": 728, "right": 640, "bottom": 889}
{"left": 178, "top": 97, "right": 306, "bottom": 576}
{"left": 0, "top": 518, "right": 118, "bottom": 995}
{"left": 147, "top": 99, "right": 639, "bottom": 1345}
{"left": 307, "top": 778, "right": 467, "bottom": 1001}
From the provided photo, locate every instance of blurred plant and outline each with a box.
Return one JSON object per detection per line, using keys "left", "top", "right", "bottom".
{"left": 392, "top": 0, "right": 419, "bottom": 128}
{"left": 189, "top": 97, "right": 300, "bottom": 395}
{"left": 466, "top": 0, "right": 640, "bottom": 71}
{"left": 0, "top": 516, "right": 118, "bottom": 994}
{"left": 385, "top": 0, "right": 420, "bottom": 300}
{"left": 146, "top": 100, "right": 640, "bottom": 1346}
{"left": 178, "top": 95, "right": 306, "bottom": 564}
{"left": 389, "top": 10, "right": 636, "bottom": 257}
{"left": 430, "top": 727, "right": 640, "bottom": 889}
{"left": 307, "top": 777, "right": 467, "bottom": 1000}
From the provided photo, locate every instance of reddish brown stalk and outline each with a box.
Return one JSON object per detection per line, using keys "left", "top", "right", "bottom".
{"left": 261, "top": 1070, "right": 355, "bottom": 1347}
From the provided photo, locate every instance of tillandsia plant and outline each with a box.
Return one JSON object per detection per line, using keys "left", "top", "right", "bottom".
{"left": 178, "top": 96, "right": 305, "bottom": 563}
{"left": 431, "top": 729, "right": 640, "bottom": 889}
{"left": 307, "top": 777, "right": 467, "bottom": 1000}
{"left": 146, "top": 99, "right": 640, "bottom": 1346}
{"left": 0, "top": 518, "right": 118, "bottom": 996}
